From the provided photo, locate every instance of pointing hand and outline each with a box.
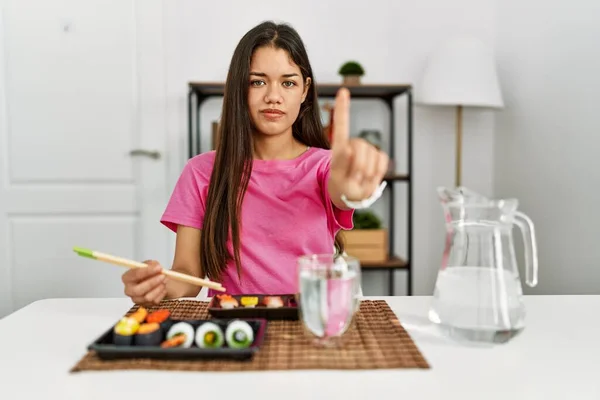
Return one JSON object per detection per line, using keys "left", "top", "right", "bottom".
{"left": 329, "top": 88, "right": 389, "bottom": 203}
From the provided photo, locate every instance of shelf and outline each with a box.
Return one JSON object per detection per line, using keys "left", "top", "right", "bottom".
{"left": 383, "top": 173, "right": 409, "bottom": 182}
{"left": 188, "top": 82, "right": 412, "bottom": 99}
{"left": 188, "top": 81, "right": 225, "bottom": 96}
{"left": 360, "top": 256, "right": 408, "bottom": 270}
{"left": 315, "top": 83, "right": 411, "bottom": 99}
{"left": 187, "top": 79, "right": 413, "bottom": 296}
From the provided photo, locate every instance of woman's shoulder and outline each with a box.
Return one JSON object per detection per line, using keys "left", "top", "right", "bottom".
{"left": 304, "top": 146, "right": 332, "bottom": 164}
{"left": 187, "top": 150, "right": 216, "bottom": 168}
{"left": 179, "top": 151, "right": 216, "bottom": 182}
{"left": 293, "top": 147, "right": 333, "bottom": 182}
{"left": 309, "top": 146, "right": 332, "bottom": 157}
{"left": 305, "top": 147, "right": 333, "bottom": 171}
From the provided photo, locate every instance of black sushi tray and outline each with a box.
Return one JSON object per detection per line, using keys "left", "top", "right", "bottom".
{"left": 207, "top": 293, "right": 299, "bottom": 320}
{"left": 87, "top": 318, "right": 268, "bottom": 361}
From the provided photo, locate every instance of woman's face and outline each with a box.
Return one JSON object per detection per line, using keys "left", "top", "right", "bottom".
{"left": 247, "top": 46, "right": 310, "bottom": 137}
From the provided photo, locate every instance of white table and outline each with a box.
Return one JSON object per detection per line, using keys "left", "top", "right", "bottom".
{"left": 0, "top": 296, "right": 598, "bottom": 400}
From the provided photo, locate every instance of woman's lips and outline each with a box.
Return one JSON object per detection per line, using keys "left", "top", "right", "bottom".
{"left": 261, "top": 109, "right": 285, "bottom": 120}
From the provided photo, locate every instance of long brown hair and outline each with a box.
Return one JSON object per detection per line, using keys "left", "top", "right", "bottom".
{"left": 200, "top": 21, "right": 345, "bottom": 281}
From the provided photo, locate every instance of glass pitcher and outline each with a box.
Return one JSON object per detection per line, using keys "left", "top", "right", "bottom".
{"left": 428, "top": 187, "right": 539, "bottom": 344}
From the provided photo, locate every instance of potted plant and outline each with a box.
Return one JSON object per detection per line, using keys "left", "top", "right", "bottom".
{"left": 338, "top": 61, "right": 365, "bottom": 85}
{"left": 341, "top": 210, "right": 388, "bottom": 263}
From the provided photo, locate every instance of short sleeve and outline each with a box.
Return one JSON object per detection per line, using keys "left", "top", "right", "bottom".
{"left": 160, "top": 160, "right": 208, "bottom": 232}
{"left": 319, "top": 156, "right": 354, "bottom": 234}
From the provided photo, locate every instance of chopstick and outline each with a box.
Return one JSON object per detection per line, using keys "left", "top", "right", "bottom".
{"left": 73, "top": 247, "right": 226, "bottom": 292}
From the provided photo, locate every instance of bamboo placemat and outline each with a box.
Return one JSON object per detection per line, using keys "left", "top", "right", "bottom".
{"left": 70, "top": 299, "right": 430, "bottom": 372}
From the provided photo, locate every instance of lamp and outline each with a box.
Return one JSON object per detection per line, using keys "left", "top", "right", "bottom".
{"left": 417, "top": 36, "right": 504, "bottom": 187}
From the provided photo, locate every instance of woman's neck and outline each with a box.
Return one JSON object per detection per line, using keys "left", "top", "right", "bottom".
{"left": 252, "top": 133, "right": 307, "bottom": 161}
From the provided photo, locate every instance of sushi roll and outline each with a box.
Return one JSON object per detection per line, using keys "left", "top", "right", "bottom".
{"left": 129, "top": 306, "right": 148, "bottom": 324}
{"left": 195, "top": 322, "right": 225, "bottom": 348}
{"left": 161, "top": 321, "right": 195, "bottom": 348}
{"left": 134, "top": 322, "right": 162, "bottom": 346}
{"left": 263, "top": 296, "right": 284, "bottom": 308}
{"left": 225, "top": 320, "right": 254, "bottom": 349}
{"left": 240, "top": 296, "right": 258, "bottom": 308}
{"left": 217, "top": 294, "right": 239, "bottom": 309}
{"left": 146, "top": 309, "right": 170, "bottom": 324}
{"left": 146, "top": 309, "right": 172, "bottom": 333}
{"left": 113, "top": 317, "right": 140, "bottom": 346}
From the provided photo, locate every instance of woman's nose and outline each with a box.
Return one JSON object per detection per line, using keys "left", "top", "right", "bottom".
{"left": 264, "top": 85, "right": 283, "bottom": 103}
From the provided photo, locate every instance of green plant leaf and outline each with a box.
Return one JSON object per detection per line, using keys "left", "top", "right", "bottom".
{"left": 338, "top": 61, "right": 365, "bottom": 76}
{"left": 352, "top": 210, "right": 382, "bottom": 229}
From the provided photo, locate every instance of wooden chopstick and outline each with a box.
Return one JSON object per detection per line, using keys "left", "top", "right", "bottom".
{"left": 73, "top": 247, "right": 226, "bottom": 292}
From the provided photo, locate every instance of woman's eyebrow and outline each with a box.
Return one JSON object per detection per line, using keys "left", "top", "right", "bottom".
{"left": 249, "top": 72, "right": 299, "bottom": 78}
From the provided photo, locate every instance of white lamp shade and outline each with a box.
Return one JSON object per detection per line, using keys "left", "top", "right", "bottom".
{"left": 417, "top": 37, "right": 504, "bottom": 109}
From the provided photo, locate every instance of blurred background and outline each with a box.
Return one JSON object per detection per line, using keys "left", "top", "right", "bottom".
{"left": 0, "top": 0, "right": 598, "bottom": 318}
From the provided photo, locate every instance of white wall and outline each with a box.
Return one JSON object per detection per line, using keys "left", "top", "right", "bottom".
{"left": 494, "top": 0, "right": 600, "bottom": 294}
{"left": 1, "top": 0, "right": 594, "bottom": 306}
{"left": 164, "top": 0, "right": 497, "bottom": 296}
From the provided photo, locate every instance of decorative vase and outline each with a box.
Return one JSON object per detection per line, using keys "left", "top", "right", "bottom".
{"left": 343, "top": 75, "right": 361, "bottom": 85}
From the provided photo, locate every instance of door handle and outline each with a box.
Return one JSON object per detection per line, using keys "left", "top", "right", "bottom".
{"left": 129, "top": 149, "right": 161, "bottom": 160}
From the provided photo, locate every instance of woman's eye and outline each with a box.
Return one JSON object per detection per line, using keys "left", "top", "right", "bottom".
{"left": 283, "top": 81, "right": 296, "bottom": 87}
{"left": 250, "top": 80, "right": 265, "bottom": 87}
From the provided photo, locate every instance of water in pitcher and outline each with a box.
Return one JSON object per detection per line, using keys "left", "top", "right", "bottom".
{"left": 429, "top": 266, "right": 526, "bottom": 343}
{"left": 430, "top": 187, "right": 539, "bottom": 344}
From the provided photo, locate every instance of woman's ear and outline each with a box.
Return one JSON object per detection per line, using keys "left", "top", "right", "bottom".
{"left": 301, "top": 77, "right": 312, "bottom": 103}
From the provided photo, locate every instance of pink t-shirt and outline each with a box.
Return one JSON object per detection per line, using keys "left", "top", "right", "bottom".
{"left": 160, "top": 147, "right": 354, "bottom": 296}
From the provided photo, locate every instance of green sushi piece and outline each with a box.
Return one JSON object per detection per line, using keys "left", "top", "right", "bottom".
{"left": 195, "top": 322, "right": 224, "bottom": 348}
{"left": 225, "top": 320, "right": 254, "bottom": 349}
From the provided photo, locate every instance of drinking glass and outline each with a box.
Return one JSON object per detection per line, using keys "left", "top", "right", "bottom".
{"left": 297, "top": 254, "right": 361, "bottom": 347}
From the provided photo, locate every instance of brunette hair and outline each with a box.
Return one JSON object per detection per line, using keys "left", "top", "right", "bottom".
{"left": 200, "top": 21, "right": 344, "bottom": 281}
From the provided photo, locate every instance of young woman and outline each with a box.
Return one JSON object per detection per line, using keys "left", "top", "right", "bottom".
{"left": 122, "top": 21, "right": 388, "bottom": 305}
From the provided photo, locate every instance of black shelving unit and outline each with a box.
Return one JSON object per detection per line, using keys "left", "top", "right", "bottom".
{"left": 187, "top": 82, "right": 413, "bottom": 295}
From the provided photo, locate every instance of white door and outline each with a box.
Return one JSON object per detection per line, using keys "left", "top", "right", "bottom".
{"left": 0, "top": 0, "right": 170, "bottom": 318}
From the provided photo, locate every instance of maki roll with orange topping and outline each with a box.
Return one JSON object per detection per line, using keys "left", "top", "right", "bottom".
{"left": 147, "top": 309, "right": 172, "bottom": 332}
{"left": 129, "top": 306, "right": 148, "bottom": 323}
{"left": 146, "top": 309, "right": 170, "bottom": 324}
{"left": 134, "top": 322, "right": 162, "bottom": 346}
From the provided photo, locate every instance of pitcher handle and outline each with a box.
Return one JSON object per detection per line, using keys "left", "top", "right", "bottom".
{"left": 514, "top": 211, "right": 539, "bottom": 287}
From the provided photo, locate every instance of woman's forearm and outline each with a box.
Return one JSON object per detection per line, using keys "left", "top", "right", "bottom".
{"left": 164, "top": 265, "right": 202, "bottom": 299}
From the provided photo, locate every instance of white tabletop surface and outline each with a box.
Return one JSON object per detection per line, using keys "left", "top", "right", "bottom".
{"left": 0, "top": 295, "right": 598, "bottom": 400}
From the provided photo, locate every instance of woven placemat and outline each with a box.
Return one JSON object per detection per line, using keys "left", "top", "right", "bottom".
{"left": 70, "top": 299, "right": 429, "bottom": 372}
